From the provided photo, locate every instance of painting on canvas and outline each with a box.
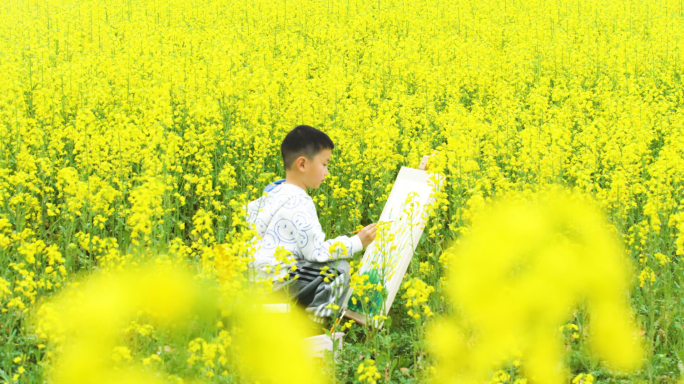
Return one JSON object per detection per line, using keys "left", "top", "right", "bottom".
{"left": 344, "top": 166, "right": 442, "bottom": 325}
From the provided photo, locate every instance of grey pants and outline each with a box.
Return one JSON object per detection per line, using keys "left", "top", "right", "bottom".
{"left": 273, "top": 259, "right": 350, "bottom": 324}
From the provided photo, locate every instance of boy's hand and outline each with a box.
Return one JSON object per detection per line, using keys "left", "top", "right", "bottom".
{"left": 358, "top": 223, "right": 377, "bottom": 248}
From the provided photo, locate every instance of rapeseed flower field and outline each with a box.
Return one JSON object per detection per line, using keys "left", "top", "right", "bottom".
{"left": 1, "top": 0, "right": 683, "bottom": 382}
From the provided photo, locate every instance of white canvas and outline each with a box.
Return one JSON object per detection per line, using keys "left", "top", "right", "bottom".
{"left": 343, "top": 166, "right": 442, "bottom": 325}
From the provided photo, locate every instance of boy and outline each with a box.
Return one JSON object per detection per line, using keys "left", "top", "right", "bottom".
{"left": 246, "top": 125, "right": 377, "bottom": 324}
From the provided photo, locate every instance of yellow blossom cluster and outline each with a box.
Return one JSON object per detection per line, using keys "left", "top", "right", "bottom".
{"left": 186, "top": 330, "right": 233, "bottom": 378}
{"left": 401, "top": 277, "right": 435, "bottom": 320}
{"left": 572, "top": 373, "right": 595, "bottom": 384}
{"left": 559, "top": 323, "right": 581, "bottom": 341}
{"left": 357, "top": 359, "right": 382, "bottom": 384}
{"left": 638, "top": 267, "right": 656, "bottom": 288}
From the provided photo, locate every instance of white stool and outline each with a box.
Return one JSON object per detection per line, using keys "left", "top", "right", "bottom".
{"left": 303, "top": 332, "right": 344, "bottom": 358}
{"left": 260, "top": 303, "right": 345, "bottom": 358}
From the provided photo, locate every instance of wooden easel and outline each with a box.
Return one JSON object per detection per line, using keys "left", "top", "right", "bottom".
{"left": 418, "top": 150, "right": 438, "bottom": 171}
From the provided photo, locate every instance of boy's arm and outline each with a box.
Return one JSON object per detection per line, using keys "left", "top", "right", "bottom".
{"left": 290, "top": 201, "right": 363, "bottom": 263}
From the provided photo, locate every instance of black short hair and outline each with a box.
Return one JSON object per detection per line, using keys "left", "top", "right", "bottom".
{"left": 281, "top": 125, "right": 334, "bottom": 170}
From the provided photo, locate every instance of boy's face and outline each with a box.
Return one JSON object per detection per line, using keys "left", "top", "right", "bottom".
{"left": 298, "top": 148, "right": 331, "bottom": 189}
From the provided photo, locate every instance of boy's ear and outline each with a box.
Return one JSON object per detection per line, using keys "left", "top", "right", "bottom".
{"left": 294, "top": 156, "right": 307, "bottom": 172}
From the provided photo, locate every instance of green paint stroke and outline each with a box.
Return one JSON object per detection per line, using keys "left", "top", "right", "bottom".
{"left": 347, "top": 268, "right": 386, "bottom": 316}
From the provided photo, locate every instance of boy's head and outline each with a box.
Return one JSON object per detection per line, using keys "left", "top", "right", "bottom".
{"left": 281, "top": 125, "right": 334, "bottom": 190}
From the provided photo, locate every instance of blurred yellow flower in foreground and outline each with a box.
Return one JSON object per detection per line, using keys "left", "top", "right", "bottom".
{"left": 429, "top": 190, "right": 643, "bottom": 384}
{"left": 233, "top": 296, "right": 327, "bottom": 384}
{"left": 35, "top": 264, "right": 204, "bottom": 384}
{"left": 33, "top": 261, "right": 325, "bottom": 384}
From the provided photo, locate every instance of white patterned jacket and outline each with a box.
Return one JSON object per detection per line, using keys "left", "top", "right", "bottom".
{"left": 246, "top": 183, "right": 363, "bottom": 279}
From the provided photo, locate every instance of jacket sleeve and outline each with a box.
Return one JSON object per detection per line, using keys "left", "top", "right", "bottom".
{"left": 290, "top": 199, "right": 364, "bottom": 263}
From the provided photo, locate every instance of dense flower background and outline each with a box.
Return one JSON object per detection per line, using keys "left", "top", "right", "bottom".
{"left": 1, "top": 0, "right": 684, "bottom": 382}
